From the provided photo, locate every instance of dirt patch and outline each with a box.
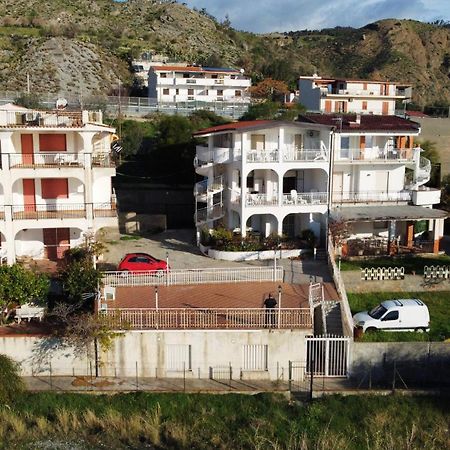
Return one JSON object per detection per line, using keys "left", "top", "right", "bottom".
{"left": 71, "top": 376, "right": 117, "bottom": 387}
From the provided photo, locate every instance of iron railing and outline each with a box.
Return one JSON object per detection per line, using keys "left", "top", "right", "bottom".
{"left": 283, "top": 148, "right": 328, "bottom": 162}
{"left": 101, "top": 307, "right": 311, "bottom": 330}
{"left": 246, "top": 194, "right": 278, "bottom": 206}
{"left": 282, "top": 192, "right": 328, "bottom": 205}
{"left": 12, "top": 203, "right": 86, "bottom": 220}
{"left": 332, "top": 191, "right": 411, "bottom": 204}
{"left": 336, "top": 147, "right": 415, "bottom": 162}
{"left": 6, "top": 153, "right": 114, "bottom": 169}
{"left": 102, "top": 266, "right": 284, "bottom": 287}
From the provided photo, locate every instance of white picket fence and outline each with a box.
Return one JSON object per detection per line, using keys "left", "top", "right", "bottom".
{"left": 423, "top": 265, "right": 450, "bottom": 280}
{"left": 102, "top": 267, "right": 284, "bottom": 287}
{"left": 360, "top": 266, "right": 405, "bottom": 281}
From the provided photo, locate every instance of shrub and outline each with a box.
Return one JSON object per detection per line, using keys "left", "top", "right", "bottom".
{"left": 0, "top": 354, "right": 25, "bottom": 404}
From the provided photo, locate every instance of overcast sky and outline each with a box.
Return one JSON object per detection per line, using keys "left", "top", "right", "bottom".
{"left": 183, "top": 0, "right": 450, "bottom": 33}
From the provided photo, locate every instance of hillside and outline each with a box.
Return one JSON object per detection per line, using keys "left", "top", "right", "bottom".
{"left": 0, "top": 0, "right": 450, "bottom": 106}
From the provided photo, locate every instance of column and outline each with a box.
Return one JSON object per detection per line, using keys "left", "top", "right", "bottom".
{"left": 432, "top": 218, "right": 444, "bottom": 254}
{"left": 277, "top": 127, "right": 284, "bottom": 162}
{"left": 406, "top": 221, "right": 414, "bottom": 248}
{"left": 80, "top": 132, "right": 96, "bottom": 229}
{"left": 241, "top": 133, "right": 247, "bottom": 237}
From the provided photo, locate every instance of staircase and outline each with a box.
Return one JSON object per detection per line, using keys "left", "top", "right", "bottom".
{"left": 406, "top": 155, "right": 431, "bottom": 189}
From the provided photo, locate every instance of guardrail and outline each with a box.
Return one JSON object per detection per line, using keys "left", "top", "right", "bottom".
{"left": 101, "top": 307, "right": 311, "bottom": 330}
{"left": 332, "top": 191, "right": 411, "bottom": 204}
{"left": 283, "top": 192, "right": 328, "bottom": 206}
{"left": 360, "top": 267, "right": 405, "bottom": 280}
{"left": 102, "top": 267, "right": 284, "bottom": 287}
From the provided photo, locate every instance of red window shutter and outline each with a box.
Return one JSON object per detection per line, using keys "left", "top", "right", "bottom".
{"left": 39, "top": 134, "right": 67, "bottom": 151}
{"left": 41, "top": 178, "right": 69, "bottom": 199}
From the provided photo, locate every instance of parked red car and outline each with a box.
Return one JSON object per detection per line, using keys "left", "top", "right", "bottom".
{"left": 118, "top": 253, "right": 169, "bottom": 274}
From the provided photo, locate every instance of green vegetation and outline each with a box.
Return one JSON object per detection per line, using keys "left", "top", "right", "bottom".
{"left": 339, "top": 254, "right": 450, "bottom": 273}
{"left": 348, "top": 291, "right": 450, "bottom": 341}
{"left": 0, "top": 393, "right": 447, "bottom": 449}
{"left": 0, "top": 354, "right": 25, "bottom": 404}
{"left": 119, "top": 235, "right": 141, "bottom": 241}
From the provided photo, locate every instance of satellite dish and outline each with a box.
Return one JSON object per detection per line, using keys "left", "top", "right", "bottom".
{"left": 240, "top": 68, "right": 245, "bottom": 74}
{"left": 56, "top": 98, "right": 68, "bottom": 110}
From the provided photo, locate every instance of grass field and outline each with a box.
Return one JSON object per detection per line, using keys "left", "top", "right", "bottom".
{"left": 340, "top": 254, "right": 450, "bottom": 273}
{"left": 348, "top": 291, "right": 450, "bottom": 341}
{"left": 0, "top": 393, "right": 448, "bottom": 449}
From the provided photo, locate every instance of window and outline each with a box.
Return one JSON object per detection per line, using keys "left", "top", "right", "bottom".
{"left": 235, "top": 90, "right": 242, "bottom": 97}
{"left": 363, "top": 83, "right": 368, "bottom": 90}
{"left": 165, "top": 344, "right": 192, "bottom": 371}
{"left": 175, "top": 89, "right": 179, "bottom": 95}
{"left": 362, "top": 101, "right": 368, "bottom": 110}
{"left": 217, "top": 89, "right": 223, "bottom": 95}
{"left": 39, "top": 134, "right": 66, "bottom": 152}
{"left": 340, "top": 137, "right": 350, "bottom": 159}
{"left": 160, "top": 73, "right": 167, "bottom": 78}
{"left": 162, "top": 88, "right": 169, "bottom": 95}
{"left": 242, "top": 344, "right": 268, "bottom": 371}
{"left": 382, "top": 311, "right": 399, "bottom": 321}
{"left": 188, "top": 88, "right": 194, "bottom": 95}
{"left": 41, "top": 178, "right": 69, "bottom": 199}
{"left": 247, "top": 174, "right": 254, "bottom": 189}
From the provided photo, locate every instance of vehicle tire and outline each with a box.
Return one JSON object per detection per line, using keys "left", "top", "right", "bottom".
{"left": 365, "top": 327, "right": 377, "bottom": 333}
{"left": 415, "top": 327, "right": 426, "bottom": 333}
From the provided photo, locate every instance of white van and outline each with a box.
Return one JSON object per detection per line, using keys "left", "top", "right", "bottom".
{"left": 353, "top": 299, "right": 430, "bottom": 333}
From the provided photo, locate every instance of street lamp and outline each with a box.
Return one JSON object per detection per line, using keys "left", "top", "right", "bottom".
{"left": 278, "top": 284, "right": 282, "bottom": 328}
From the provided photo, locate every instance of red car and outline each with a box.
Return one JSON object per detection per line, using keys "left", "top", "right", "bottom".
{"left": 118, "top": 253, "right": 169, "bottom": 274}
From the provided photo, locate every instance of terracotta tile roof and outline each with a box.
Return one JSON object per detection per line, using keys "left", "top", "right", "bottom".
{"left": 193, "top": 120, "right": 275, "bottom": 136}
{"left": 405, "top": 110, "right": 429, "bottom": 118}
{"left": 105, "top": 282, "right": 338, "bottom": 310}
{"left": 151, "top": 65, "right": 241, "bottom": 74}
{"left": 298, "top": 114, "right": 420, "bottom": 132}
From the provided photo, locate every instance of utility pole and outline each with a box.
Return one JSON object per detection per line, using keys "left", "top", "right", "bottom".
{"left": 26, "top": 73, "right": 30, "bottom": 94}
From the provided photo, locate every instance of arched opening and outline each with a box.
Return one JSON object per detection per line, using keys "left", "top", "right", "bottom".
{"left": 246, "top": 213, "right": 278, "bottom": 238}
{"left": 282, "top": 213, "right": 325, "bottom": 245}
{"left": 282, "top": 168, "right": 328, "bottom": 204}
{"left": 245, "top": 169, "right": 278, "bottom": 206}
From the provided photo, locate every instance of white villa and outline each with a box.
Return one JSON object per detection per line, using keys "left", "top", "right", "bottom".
{"left": 299, "top": 75, "right": 412, "bottom": 116}
{"left": 193, "top": 114, "right": 446, "bottom": 256}
{"left": 148, "top": 65, "right": 251, "bottom": 104}
{"left": 0, "top": 104, "right": 118, "bottom": 264}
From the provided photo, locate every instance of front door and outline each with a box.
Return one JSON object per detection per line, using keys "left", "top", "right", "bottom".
{"left": 43, "top": 228, "right": 70, "bottom": 260}
{"left": 332, "top": 172, "right": 344, "bottom": 202}
{"left": 21, "top": 134, "right": 34, "bottom": 165}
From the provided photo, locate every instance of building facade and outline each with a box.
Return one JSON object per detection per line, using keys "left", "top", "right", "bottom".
{"left": 0, "top": 104, "right": 118, "bottom": 264}
{"left": 299, "top": 75, "right": 412, "bottom": 115}
{"left": 193, "top": 115, "right": 446, "bottom": 255}
{"left": 148, "top": 66, "right": 251, "bottom": 105}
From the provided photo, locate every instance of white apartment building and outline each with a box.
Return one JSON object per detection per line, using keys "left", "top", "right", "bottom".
{"left": 148, "top": 65, "right": 251, "bottom": 104}
{"left": 0, "top": 104, "right": 118, "bottom": 264}
{"left": 299, "top": 75, "right": 412, "bottom": 116}
{"left": 193, "top": 115, "right": 446, "bottom": 256}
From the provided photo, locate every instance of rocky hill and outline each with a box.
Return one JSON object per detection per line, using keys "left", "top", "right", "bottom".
{"left": 0, "top": 0, "right": 449, "bottom": 106}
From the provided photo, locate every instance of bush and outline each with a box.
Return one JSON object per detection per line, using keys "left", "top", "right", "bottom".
{"left": 0, "top": 354, "right": 25, "bottom": 404}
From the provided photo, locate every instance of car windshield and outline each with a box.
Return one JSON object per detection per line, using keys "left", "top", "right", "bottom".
{"left": 368, "top": 304, "right": 388, "bottom": 319}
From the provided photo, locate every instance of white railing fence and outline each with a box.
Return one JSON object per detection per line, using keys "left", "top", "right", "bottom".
{"left": 360, "top": 267, "right": 405, "bottom": 281}
{"left": 423, "top": 265, "right": 450, "bottom": 279}
{"left": 283, "top": 191, "right": 328, "bottom": 205}
{"left": 102, "top": 266, "right": 284, "bottom": 287}
{"left": 101, "top": 307, "right": 311, "bottom": 330}
{"left": 327, "top": 235, "right": 354, "bottom": 337}
{"left": 332, "top": 191, "right": 411, "bottom": 203}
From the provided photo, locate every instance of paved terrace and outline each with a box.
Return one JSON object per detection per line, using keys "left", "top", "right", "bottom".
{"left": 101, "top": 282, "right": 338, "bottom": 330}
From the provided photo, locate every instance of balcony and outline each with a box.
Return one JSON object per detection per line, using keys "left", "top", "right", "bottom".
{"left": 9, "top": 153, "right": 84, "bottom": 168}
{"left": 336, "top": 147, "right": 414, "bottom": 163}
{"left": 93, "top": 202, "right": 117, "bottom": 218}
{"left": 411, "top": 187, "right": 441, "bottom": 206}
{"left": 195, "top": 203, "right": 224, "bottom": 225}
{"left": 246, "top": 194, "right": 278, "bottom": 207}
{"left": 332, "top": 191, "right": 411, "bottom": 204}
{"left": 283, "top": 147, "right": 328, "bottom": 162}
{"left": 194, "top": 175, "right": 224, "bottom": 198}
{"left": 282, "top": 191, "right": 328, "bottom": 205}
{"left": 246, "top": 149, "right": 278, "bottom": 163}
{"left": 0, "top": 110, "right": 83, "bottom": 128}
{"left": 194, "top": 146, "right": 233, "bottom": 167}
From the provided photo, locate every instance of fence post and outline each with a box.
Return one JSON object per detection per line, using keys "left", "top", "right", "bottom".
{"left": 392, "top": 360, "right": 396, "bottom": 392}
{"left": 49, "top": 360, "right": 53, "bottom": 390}
{"left": 229, "top": 362, "right": 232, "bottom": 388}
{"left": 89, "top": 361, "right": 93, "bottom": 391}
{"left": 183, "top": 361, "right": 186, "bottom": 392}
{"left": 288, "top": 360, "right": 292, "bottom": 392}
{"left": 136, "top": 361, "right": 139, "bottom": 391}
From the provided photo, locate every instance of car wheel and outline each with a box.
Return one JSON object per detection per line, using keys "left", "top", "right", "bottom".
{"left": 365, "top": 327, "right": 377, "bottom": 333}
{"left": 415, "top": 327, "right": 426, "bottom": 333}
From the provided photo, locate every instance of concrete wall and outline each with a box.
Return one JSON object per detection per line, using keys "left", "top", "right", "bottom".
{"left": 0, "top": 330, "right": 309, "bottom": 380}
{"left": 349, "top": 341, "right": 450, "bottom": 387}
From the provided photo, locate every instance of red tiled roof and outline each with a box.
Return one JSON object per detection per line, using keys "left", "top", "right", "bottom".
{"left": 298, "top": 114, "right": 420, "bottom": 132}
{"left": 151, "top": 65, "right": 241, "bottom": 74}
{"left": 193, "top": 120, "right": 275, "bottom": 136}
{"left": 406, "top": 110, "right": 429, "bottom": 118}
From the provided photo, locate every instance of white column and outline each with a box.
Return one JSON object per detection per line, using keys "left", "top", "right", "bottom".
{"left": 80, "top": 131, "right": 96, "bottom": 228}
{"left": 278, "top": 127, "right": 284, "bottom": 162}
{"left": 240, "top": 133, "right": 247, "bottom": 237}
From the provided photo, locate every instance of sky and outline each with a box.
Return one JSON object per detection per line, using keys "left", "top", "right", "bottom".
{"left": 182, "top": 0, "right": 450, "bottom": 33}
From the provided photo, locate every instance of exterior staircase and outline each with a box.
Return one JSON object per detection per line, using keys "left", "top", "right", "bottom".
{"left": 406, "top": 153, "right": 431, "bottom": 190}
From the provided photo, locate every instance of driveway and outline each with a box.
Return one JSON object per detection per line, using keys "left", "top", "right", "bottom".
{"left": 97, "top": 227, "right": 333, "bottom": 284}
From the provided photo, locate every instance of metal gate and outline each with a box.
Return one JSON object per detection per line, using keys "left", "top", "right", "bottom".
{"left": 306, "top": 335, "right": 350, "bottom": 377}
{"left": 288, "top": 361, "right": 309, "bottom": 393}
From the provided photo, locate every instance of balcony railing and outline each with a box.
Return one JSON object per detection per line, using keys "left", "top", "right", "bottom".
{"left": 195, "top": 203, "right": 224, "bottom": 224}
{"left": 246, "top": 149, "right": 278, "bottom": 163}
{"left": 0, "top": 110, "right": 84, "bottom": 128}
{"left": 282, "top": 191, "right": 328, "bottom": 205}
{"left": 283, "top": 148, "right": 328, "bottom": 162}
{"left": 332, "top": 191, "right": 412, "bottom": 204}
{"left": 12, "top": 203, "right": 87, "bottom": 220}
{"left": 93, "top": 202, "right": 117, "bottom": 217}
{"left": 194, "top": 175, "right": 224, "bottom": 197}
{"left": 101, "top": 307, "right": 312, "bottom": 330}
{"left": 5, "top": 152, "right": 114, "bottom": 169}
{"left": 246, "top": 194, "right": 278, "bottom": 207}
{"left": 9, "top": 153, "right": 84, "bottom": 168}
{"left": 336, "top": 147, "right": 414, "bottom": 162}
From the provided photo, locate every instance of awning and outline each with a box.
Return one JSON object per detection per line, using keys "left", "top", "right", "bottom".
{"left": 331, "top": 205, "right": 448, "bottom": 222}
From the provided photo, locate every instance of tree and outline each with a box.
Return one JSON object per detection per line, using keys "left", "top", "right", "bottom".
{"left": 14, "top": 93, "right": 44, "bottom": 109}
{"left": 156, "top": 115, "right": 193, "bottom": 146}
{"left": 249, "top": 78, "right": 289, "bottom": 101}
{"left": 240, "top": 101, "right": 280, "bottom": 120}
{"left": 418, "top": 140, "right": 441, "bottom": 188}
{"left": 0, "top": 265, "right": 49, "bottom": 323}
{"left": 59, "top": 233, "right": 104, "bottom": 304}
{"left": 0, "top": 354, "right": 25, "bottom": 404}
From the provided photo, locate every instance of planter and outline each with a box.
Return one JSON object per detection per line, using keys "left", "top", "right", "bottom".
{"left": 206, "top": 248, "right": 308, "bottom": 262}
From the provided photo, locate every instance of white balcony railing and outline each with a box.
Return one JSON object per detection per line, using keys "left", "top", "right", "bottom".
{"left": 101, "top": 307, "right": 312, "bottom": 330}
{"left": 102, "top": 267, "right": 284, "bottom": 287}
{"left": 195, "top": 203, "right": 224, "bottom": 224}
{"left": 283, "top": 148, "right": 328, "bottom": 162}
{"left": 246, "top": 149, "right": 278, "bottom": 163}
{"left": 246, "top": 194, "right": 278, "bottom": 207}
{"left": 336, "top": 147, "right": 414, "bottom": 162}
{"left": 282, "top": 192, "right": 328, "bottom": 205}
{"left": 194, "top": 175, "right": 223, "bottom": 197}
{"left": 0, "top": 110, "right": 84, "bottom": 127}
{"left": 332, "top": 191, "right": 412, "bottom": 204}
{"left": 9, "top": 153, "right": 84, "bottom": 168}
{"left": 12, "top": 203, "right": 87, "bottom": 220}
{"left": 194, "top": 146, "right": 233, "bottom": 167}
